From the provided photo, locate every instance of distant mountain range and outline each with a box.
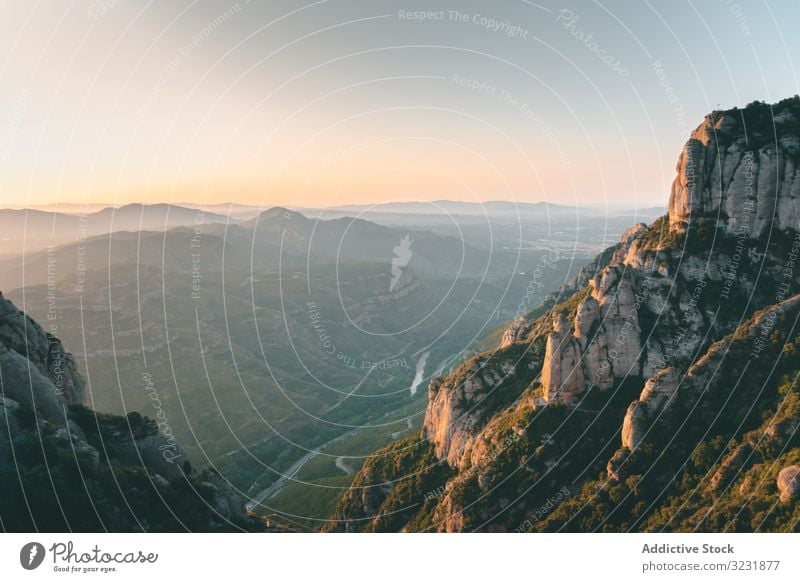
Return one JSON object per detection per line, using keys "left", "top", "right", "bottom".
{"left": 8, "top": 199, "right": 665, "bottom": 217}
{"left": 0, "top": 203, "right": 232, "bottom": 256}
{"left": 305, "top": 199, "right": 664, "bottom": 218}
{"left": 0, "top": 199, "right": 665, "bottom": 271}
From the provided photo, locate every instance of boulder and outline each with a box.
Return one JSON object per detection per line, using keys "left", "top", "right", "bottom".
{"left": 777, "top": 465, "right": 800, "bottom": 502}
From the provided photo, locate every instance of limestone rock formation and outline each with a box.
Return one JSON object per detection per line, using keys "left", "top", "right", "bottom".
{"left": 668, "top": 100, "right": 800, "bottom": 236}
{"left": 0, "top": 291, "right": 195, "bottom": 476}
{"left": 542, "top": 262, "right": 643, "bottom": 404}
{"left": 621, "top": 368, "right": 680, "bottom": 451}
{"left": 540, "top": 99, "right": 800, "bottom": 406}
{"left": 606, "top": 447, "right": 630, "bottom": 481}
{"left": 500, "top": 317, "right": 534, "bottom": 348}
{"left": 198, "top": 469, "right": 248, "bottom": 520}
{"left": 500, "top": 224, "right": 645, "bottom": 349}
{"left": 541, "top": 312, "right": 586, "bottom": 403}
{"left": 423, "top": 356, "right": 521, "bottom": 468}
{"left": 708, "top": 444, "right": 754, "bottom": 492}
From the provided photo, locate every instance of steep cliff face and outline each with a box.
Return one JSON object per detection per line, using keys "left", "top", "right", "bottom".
{"left": 540, "top": 99, "right": 800, "bottom": 407}
{"left": 0, "top": 292, "right": 255, "bottom": 532}
{"left": 423, "top": 343, "right": 539, "bottom": 470}
{"left": 541, "top": 260, "right": 644, "bottom": 404}
{"left": 329, "top": 98, "right": 800, "bottom": 533}
{"left": 0, "top": 293, "right": 84, "bottom": 406}
{"left": 620, "top": 368, "right": 680, "bottom": 451}
{"left": 669, "top": 100, "right": 800, "bottom": 236}
{"left": 0, "top": 292, "right": 189, "bottom": 478}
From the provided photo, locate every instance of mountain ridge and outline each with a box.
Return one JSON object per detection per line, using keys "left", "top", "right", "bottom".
{"left": 327, "top": 97, "right": 800, "bottom": 532}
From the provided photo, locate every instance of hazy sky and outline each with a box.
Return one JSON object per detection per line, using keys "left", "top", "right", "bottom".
{"left": 1, "top": 0, "right": 798, "bottom": 209}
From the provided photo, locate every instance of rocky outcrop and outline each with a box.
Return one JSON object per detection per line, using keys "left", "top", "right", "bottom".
{"left": 542, "top": 261, "right": 643, "bottom": 404}
{"left": 621, "top": 368, "right": 680, "bottom": 451}
{"left": 708, "top": 444, "right": 753, "bottom": 492}
{"left": 540, "top": 101, "right": 800, "bottom": 406}
{"left": 500, "top": 225, "right": 644, "bottom": 349}
{"left": 500, "top": 316, "right": 536, "bottom": 348}
{"left": 777, "top": 465, "right": 800, "bottom": 502}
{"left": 606, "top": 447, "right": 630, "bottom": 481}
{"left": 98, "top": 414, "right": 190, "bottom": 480}
{"left": 538, "top": 223, "right": 655, "bottom": 405}
{"left": 198, "top": 469, "right": 248, "bottom": 520}
{"left": 0, "top": 293, "right": 252, "bottom": 531}
{"left": 541, "top": 312, "right": 586, "bottom": 404}
{"left": 668, "top": 98, "right": 800, "bottom": 236}
{"left": 0, "top": 292, "right": 194, "bottom": 477}
{"left": 423, "top": 356, "right": 520, "bottom": 468}
{"left": 611, "top": 292, "right": 800, "bottom": 483}
{"left": 433, "top": 487, "right": 466, "bottom": 532}
{"left": 0, "top": 292, "right": 84, "bottom": 405}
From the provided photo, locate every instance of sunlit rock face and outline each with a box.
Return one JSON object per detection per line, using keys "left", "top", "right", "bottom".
{"left": 541, "top": 99, "right": 800, "bottom": 407}
{"left": 330, "top": 99, "right": 800, "bottom": 533}
{"left": 668, "top": 102, "right": 800, "bottom": 237}
{"left": 423, "top": 356, "right": 518, "bottom": 469}
{"left": 621, "top": 367, "right": 680, "bottom": 451}
{"left": 540, "top": 229, "right": 645, "bottom": 406}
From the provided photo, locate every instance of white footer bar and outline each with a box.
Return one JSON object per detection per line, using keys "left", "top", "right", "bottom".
{"left": 1, "top": 533, "right": 797, "bottom": 580}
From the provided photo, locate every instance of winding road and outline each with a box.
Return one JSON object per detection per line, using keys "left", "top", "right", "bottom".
{"left": 245, "top": 427, "right": 361, "bottom": 512}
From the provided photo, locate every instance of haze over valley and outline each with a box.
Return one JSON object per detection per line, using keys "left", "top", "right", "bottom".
{"left": 2, "top": 200, "right": 653, "bottom": 524}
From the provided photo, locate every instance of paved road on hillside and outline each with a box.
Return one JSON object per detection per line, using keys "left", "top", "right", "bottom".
{"left": 245, "top": 428, "right": 361, "bottom": 512}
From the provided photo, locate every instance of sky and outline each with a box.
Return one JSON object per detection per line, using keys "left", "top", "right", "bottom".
{"left": 1, "top": 0, "right": 799, "bottom": 210}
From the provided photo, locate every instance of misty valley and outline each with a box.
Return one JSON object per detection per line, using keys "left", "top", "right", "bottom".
{"left": 2, "top": 201, "right": 648, "bottom": 527}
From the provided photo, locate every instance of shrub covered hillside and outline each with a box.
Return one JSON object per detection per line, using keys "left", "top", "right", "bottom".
{"left": 0, "top": 292, "right": 266, "bottom": 532}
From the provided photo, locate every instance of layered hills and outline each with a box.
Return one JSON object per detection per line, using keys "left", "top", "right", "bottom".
{"left": 3, "top": 205, "right": 583, "bottom": 527}
{"left": 0, "top": 203, "right": 233, "bottom": 257}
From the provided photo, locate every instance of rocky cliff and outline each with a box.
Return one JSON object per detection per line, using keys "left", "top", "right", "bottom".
{"left": 0, "top": 293, "right": 84, "bottom": 406}
{"left": 668, "top": 102, "right": 800, "bottom": 236}
{"left": 540, "top": 97, "right": 800, "bottom": 407}
{"left": 328, "top": 97, "right": 800, "bottom": 533}
{"left": 423, "top": 343, "right": 536, "bottom": 469}
{"left": 0, "top": 292, "right": 257, "bottom": 532}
